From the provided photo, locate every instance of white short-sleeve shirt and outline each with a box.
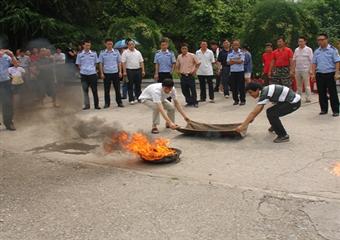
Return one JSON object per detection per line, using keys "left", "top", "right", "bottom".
{"left": 121, "top": 49, "right": 144, "bottom": 69}
{"left": 196, "top": 49, "right": 215, "bottom": 76}
{"left": 138, "top": 83, "right": 177, "bottom": 103}
{"left": 293, "top": 46, "right": 313, "bottom": 72}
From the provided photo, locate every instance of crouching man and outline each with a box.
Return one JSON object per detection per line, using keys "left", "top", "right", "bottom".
{"left": 236, "top": 82, "right": 301, "bottom": 143}
{"left": 139, "top": 79, "right": 191, "bottom": 134}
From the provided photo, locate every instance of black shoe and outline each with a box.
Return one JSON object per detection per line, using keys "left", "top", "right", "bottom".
{"left": 138, "top": 100, "right": 141, "bottom": 103}
{"left": 319, "top": 111, "right": 328, "bottom": 115}
{"left": 193, "top": 104, "right": 199, "bottom": 108}
{"left": 273, "top": 135, "right": 290, "bottom": 143}
{"left": 268, "top": 126, "right": 275, "bottom": 133}
{"left": 5, "top": 123, "right": 16, "bottom": 131}
{"left": 239, "top": 102, "right": 246, "bottom": 106}
{"left": 118, "top": 103, "right": 124, "bottom": 108}
{"left": 198, "top": 99, "right": 206, "bottom": 102}
{"left": 184, "top": 103, "right": 192, "bottom": 107}
{"left": 121, "top": 96, "right": 127, "bottom": 100}
{"left": 233, "top": 102, "right": 239, "bottom": 105}
{"left": 333, "top": 113, "right": 339, "bottom": 117}
{"left": 104, "top": 104, "right": 110, "bottom": 109}
{"left": 82, "top": 105, "right": 90, "bottom": 110}
{"left": 95, "top": 106, "right": 101, "bottom": 110}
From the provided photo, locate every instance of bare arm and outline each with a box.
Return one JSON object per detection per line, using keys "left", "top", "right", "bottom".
{"left": 154, "top": 63, "right": 159, "bottom": 80}
{"left": 157, "top": 103, "right": 174, "bottom": 126}
{"left": 140, "top": 62, "right": 145, "bottom": 77}
{"left": 99, "top": 63, "right": 104, "bottom": 79}
{"left": 236, "top": 105, "right": 264, "bottom": 132}
{"left": 122, "top": 62, "right": 127, "bottom": 76}
{"left": 268, "top": 59, "right": 275, "bottom": 77}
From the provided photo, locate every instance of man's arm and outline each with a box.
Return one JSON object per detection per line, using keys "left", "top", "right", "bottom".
{"left": 118, "top": 62, "right": 123, "bottom": 78}
{"left": 154, "top": 63, "right": 159, "bottom": 81}
{"left": 140, "top": 61, "right": 145, "bottom": 77}
{"left": 236, "top": 104, "right": 264, "bottom": 132}
{"left": 156, "top": 103, "right": 177, "bottom": 128}
{"left": 174, "top": 99, "right": 190, "bottom": 122}
{"left": 268, "top": 58, "right": 275, "bottom": 77}
{"left": 99, "top": 62, "right": 104, "bottom": 79}
{"left": 122, "top": 62, "right": 127, "bottom": 77}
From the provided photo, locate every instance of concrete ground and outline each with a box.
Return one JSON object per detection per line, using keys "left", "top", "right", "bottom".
{"left": 1, "top": 83, "right": 340, "bottom": 240}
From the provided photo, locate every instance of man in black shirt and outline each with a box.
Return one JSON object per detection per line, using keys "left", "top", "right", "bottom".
{"left": 217, "top": 39, "right": 232, "bottom": 98}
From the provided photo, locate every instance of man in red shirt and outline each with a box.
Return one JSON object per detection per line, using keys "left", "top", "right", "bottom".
{"left": 262, "top": 43, "right": 274, "bottom": 86}
{"left": 269, "top": 36, "right": 294, "bottom": 87}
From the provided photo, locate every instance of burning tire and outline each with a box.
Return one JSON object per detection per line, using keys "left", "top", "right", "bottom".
{"left": 141, "top": 148, "right": 182, "bottom": 164}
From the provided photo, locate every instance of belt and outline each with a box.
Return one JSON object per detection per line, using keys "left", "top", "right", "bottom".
{"left": 181, "top": 73, "right": 192, "bottom": 77}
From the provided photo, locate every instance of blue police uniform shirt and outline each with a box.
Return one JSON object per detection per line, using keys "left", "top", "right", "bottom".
{"left": 312, "top": 44, "right": 340, "bottom": 73}
{"left": 154, "top": 50, "right": 176, "bottom": 73}
{"left": 98, "top": 49, "right": 121, "bottom": 74}
{"left": 0, "top": 54, "right": 12, "bottom": 82}
{"left": 227, "top": 49, "right": 245, "bottom": 72}
{"left": 76, "top": 50, "right": 98, "bottom": 75}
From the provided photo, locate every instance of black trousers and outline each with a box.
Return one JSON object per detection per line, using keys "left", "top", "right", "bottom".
{"left": 81, "top": 74, "right": 99, "bottom": 107}
{"left": 180, "top": 74, "right": 198, "bottom": 105}
{"left": 267, "top": 101, "right": 301, "bottom": 137}
{"left": 104, "top": 73, "right": 122, "bottom": 106}
{"left": 316, "top": 72, "right": 339, "bottom": 114}
{"left": 230, "top": 71, "right": 245, "bottom": 103}
{"left": 214, "top": 73, "right": 221, "bottom": 91}
{"left": 158, "top": 72, "right": 172, "bottom": 83}
{"left": 0, "top": 81, "right": 14, "bottom": 127}
{"left": 126, "top": 68, "right": 142, "bottom": 102}
{"left": 221, "top": 67, "right": 231, "bottom": 96}
{"left": 198, "top": 75, "right": 214, "bottom": 100}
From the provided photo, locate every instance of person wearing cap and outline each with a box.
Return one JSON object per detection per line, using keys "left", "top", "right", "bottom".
{"left": 139, "top": 79, "right": 191, "bottom": 134}
{"left": 312, "top": 33, "right": 340, "bottom": 117}
{"left": 154, "top": 37, "right": 176, "bottom": 83}
{"left": 0, "top": 49, "right": 15, "bottom": 130}
{"left": 76, "top": 40, "right": 100, "bottom": 110}
{"left": 99, "top": 38, "right": 124, "bottom": 108}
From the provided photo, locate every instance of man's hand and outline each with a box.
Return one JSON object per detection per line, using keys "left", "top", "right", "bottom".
{"left": 154, "top": 74, "right": 159, "bottom": 81}
{"left": 335, "top": 71, "right": 340, "bottom": 81}
{"left": 184, "top": 117, "right": 191, "bottom": 122}
{"left": 236, "top": 124, "right": 246, "bottom": 133}
{"left": 100, "top": 74, "right": 105, "bottom": 80}
{"left": 169, "top": 122, "right": 178, "bottom": 130}
{"left": 190, "top": 70, "right": 197, "bottom": 76}
{"left": 123, "top": 71, "right": 127, "bottom": 77}
{"left": 268, "top": 72, "right": 272, "bottom": 78}
{"left": 142, "top": 71, "right": 146, "bottom": 77}
{"left": 119, "top": 72, "right": 123, "bottom": 78}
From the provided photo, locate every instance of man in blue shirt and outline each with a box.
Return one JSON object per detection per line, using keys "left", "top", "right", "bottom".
{"left": 312, "top": 33, "right": 340, "bottom": 117}
{"left": 76, "top": 40, "right": 100, "bottom": 110}
{"left": 243, "top": 45, "right": 253, "bottom": 84}
{"left": 227, "top": 40, "right": 246, "bottom": 105}
{"left": 99, "top": 38, "right": 124, "bottom": 108}
{"left": 154, "top": 38, "right": 176, "bottom": 83}
{"left": 0, "top": 49, "right": 15, "bottom": 130}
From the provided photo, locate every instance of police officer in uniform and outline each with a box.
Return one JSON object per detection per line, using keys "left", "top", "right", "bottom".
{"left": 76, "top": 40, "right": 100, "bottom": 110}
{"left": 312, "top": 33, "right": 340, "bottom": 117}
{"left": 154, "top": 37, "right": 176, "bottom": 83}
{"left": 99, "top": 38, "right": 124, "bottom": 108}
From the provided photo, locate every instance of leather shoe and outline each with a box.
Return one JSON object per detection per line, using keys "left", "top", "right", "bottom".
{"left": 118, "top": 103, "right": 124, "bottom": 108}
{"left": 6, "top": 123, "right": 16, "bottom": 131}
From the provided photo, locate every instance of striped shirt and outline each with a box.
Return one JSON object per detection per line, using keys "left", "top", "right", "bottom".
{"left": 258, "top": 84, "right": 301, "bottom": 105}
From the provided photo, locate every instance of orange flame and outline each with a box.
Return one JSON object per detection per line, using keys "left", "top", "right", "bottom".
{"left": 331, "top": 163, "right": 340, "bottom": 176}
{"left": 104, "top": 131, "right": 175, "bottom": 161}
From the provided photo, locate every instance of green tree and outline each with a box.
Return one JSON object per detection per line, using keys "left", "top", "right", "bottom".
{"left": 241, "top": 0, "right": 318, "bottom": 74}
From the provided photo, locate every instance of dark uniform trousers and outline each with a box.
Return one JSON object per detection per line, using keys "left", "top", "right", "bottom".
{"left": 104, "top": 73, "right": 122, "bottom": 106}
{"left": 316, "top": 72, "right": 339, "bottom": 114}
{"left": 158, "top": 72, "right": 173, "bottom": 83}
{"left": 81, "top": 74, "right": 99, "bottom": 107}
{"left": 230, "top": 71, "right": 246, "bottom": 103}
{"left": 126, "top": 68, "right": 142, "bottom": 102}
{"left": 180, "top": 74, "right": 198, "bottom": 105}
{"left": 0, "top": 80, "right": 14, "bottom": 127}
{"left": 198, "top": 75, "right": 214, "bottom": 101}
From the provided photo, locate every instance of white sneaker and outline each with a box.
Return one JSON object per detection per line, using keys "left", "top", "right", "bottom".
{"left": 134, "top": 100, "right": 138, "bottom": 103}
{"left": 209, "top": 99, "right": 215, "bottom": 103}
{"left": 224, "top": 95, "right": 229, "bottom": 99}
{"left": 130, "top": 101, "right": 135, "bottom": 105}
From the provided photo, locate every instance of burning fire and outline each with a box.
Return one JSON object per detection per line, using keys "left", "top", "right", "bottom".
{"left": 104, "top": 131, "right": 175, "bottom": 161}
{"left": 331, "top": 163, "right": 340, "bottom": 176}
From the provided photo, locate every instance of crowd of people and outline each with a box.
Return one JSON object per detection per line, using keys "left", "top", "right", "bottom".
{"left": 0, "top": 33, "right": 339, "bottom": 142}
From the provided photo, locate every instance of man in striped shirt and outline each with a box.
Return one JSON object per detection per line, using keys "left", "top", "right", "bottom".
{"left": 236, "top": 83, "right": 301, "bottom": 143}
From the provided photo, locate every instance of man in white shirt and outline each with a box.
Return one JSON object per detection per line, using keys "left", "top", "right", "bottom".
{"left": 122, "top": 39, "right": 145, "bottom": 104}
{"left": 292, "top": 36, "right": 313, "bottom": 102}
{"left": 139, "top": 79, "right": 191, "bottom": 134}
{"left": 196, "top": 40, "right": 215, "bottom": 103}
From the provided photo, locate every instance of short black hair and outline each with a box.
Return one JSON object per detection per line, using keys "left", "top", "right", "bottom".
{"left": 265, "top": 43, "right": 273, "bottom": 47}
{"left": 210, "top": 40, "right": 218, "bottom": 45}
{"left": 318, "top": 33, "right": 328, "bottom": 39}
{"left": 160, "top": 37, "right": 169, "bottom": 44}
{"left": 83, "top": 39, "right": 91, "bottom": 44}
{"left": 181, "top": 43, "right": 188, "bottom": 48}
{"left": 232, "top": 39, "right": 240, "bottom": 44}
{"left": 277, "top": 36, "right": 286, "bottom": 42}
{"left": 245, "top": 82, "right": 263, "bottom": 92}
{"left": 105, "top": 38, "right": 113, "bottom": 43}
{"left": 243, "top": 44, "right": 250, "bottom": 51}
{"left": 222, "top": 39, "right": 230, "bottom": 43}
{"left": 298, "top": 36, "right": 306, "bottom": 41}
{"left": 162, "top": 79, "right": 175, "bottom": 88}
{"left": 200, "top": 39, "right": 208, "bottom": 44}
{"left": 125, "top": 38, "right": 134, "bottom": 45}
